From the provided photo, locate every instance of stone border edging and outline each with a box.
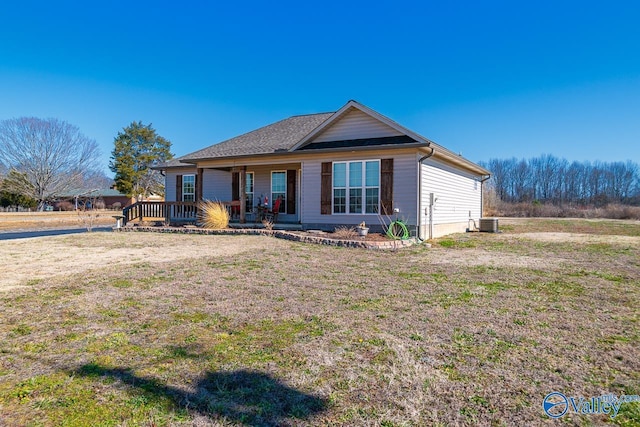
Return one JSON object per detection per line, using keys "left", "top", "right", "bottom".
{"left": 118, "top": 226, "right": 419, "bottom": 250}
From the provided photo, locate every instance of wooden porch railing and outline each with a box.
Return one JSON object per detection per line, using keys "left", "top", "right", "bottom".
{"left": 122, "top": 201, "right": 198, "bottom": 225}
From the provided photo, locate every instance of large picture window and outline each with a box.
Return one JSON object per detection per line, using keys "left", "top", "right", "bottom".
{"left": 182, "top": 174, "right": 195, "bottom": 202}
{"left": 333, "top": 161, "right": 379, "bottom": 214}
{"left": 271, "top": 171, "right": 286, "bottom": 213}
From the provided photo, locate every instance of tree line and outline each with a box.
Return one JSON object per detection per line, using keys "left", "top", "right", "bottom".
{"left": 480, "top": 155, "right": 640, "bottom": 206}
{"left": 0, "top": 117, "right": 172, "bottom": 211}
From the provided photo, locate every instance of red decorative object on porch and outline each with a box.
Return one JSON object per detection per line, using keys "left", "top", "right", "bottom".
{"left": 266, "top": 196, "right": 282, "bottom": 223}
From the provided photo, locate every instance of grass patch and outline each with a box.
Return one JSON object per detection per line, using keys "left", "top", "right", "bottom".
{"left": 10, "top": 324, "right": 32, "bottom": 336}
{"left": 0, "top": 218, "right": 638, "bottom": 425}
{"left": 112, "top": 279, "right": 134, "bottom": 288}
{"left": 438, "top": 289, "right": 474, "bottom": 308}
{"left": 438, "top": 238, "right": 477, "bottom": 248}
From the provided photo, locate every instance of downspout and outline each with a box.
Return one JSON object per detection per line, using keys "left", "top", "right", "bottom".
{"left": 417, "top": 147, "right": 435, "bottom": 242}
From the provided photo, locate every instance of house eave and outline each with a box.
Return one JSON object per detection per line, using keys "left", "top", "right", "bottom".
{"left": 294, "top": 141, "right": 429, "bottom": 155}
{"left": 152, "top": 163, "right": 197, "bottom": 171}
{"left": 421, "top": 146, "right": 491, "bottom": 176}
{"left": 180, "top": 142, "right": 430, "bottom": 165}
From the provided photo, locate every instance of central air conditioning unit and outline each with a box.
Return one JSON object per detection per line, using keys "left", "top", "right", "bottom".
{"left": 479, "top": 218, "right": 499, "bottom": 233}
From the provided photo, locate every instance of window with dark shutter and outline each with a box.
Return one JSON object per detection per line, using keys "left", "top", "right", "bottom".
{"left": 182, "top": 175, "right": 195, "bottom": 201}
{"left": 331, "top": 160, "right": 380, "bottom": 214}
{"left": 380, "top": 158, "right": 394, "bottom": 215}
{"left": 320, "top": 162, "right": 332, "bottom": 215}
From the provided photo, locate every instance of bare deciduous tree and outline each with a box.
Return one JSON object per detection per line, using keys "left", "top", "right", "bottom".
{"left": 480, "top": 155, "right": 640, "bottom": 206}
{"left": 83, "top": 170, "right": 114, "bottom": 190}
{"left": 0, "top": 117, "right": 100, "bottom": 210}
{"left": 76, "top": 190, "right": 104, "bottom": 231}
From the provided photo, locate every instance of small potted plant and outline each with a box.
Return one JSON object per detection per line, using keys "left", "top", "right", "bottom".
{"left": 357, "top": 221, "right": 369, "bottom": 237}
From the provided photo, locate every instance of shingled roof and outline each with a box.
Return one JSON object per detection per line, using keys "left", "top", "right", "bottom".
{"left": 157, "top": 158, "right": 197, "bottom": 168}
{"left": 155, "top": 100, "right": 488, "bottom": 176}
{"left": 192, "top": 112, "right": 334, "bottom": 160}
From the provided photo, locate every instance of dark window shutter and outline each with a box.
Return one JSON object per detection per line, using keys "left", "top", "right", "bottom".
{"left": 321, "top": 162, "right": 332, "bottom": 215}
{"left": 380, "top": 158, "right": 394, "bottom": 215}
{"left": 176, "top": 175, "right": 183, "bottom": 202}
{"left": 287, "top": 170, "right": 296, "bottom": 214}
{"left": 231, "top": 172, "right": 239, "bottom": 201}
{"left": 196, "top": 168, "right": 203, "bottom": 201}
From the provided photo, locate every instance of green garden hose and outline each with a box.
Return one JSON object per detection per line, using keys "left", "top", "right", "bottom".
{"left": 386, "top": 220, "right": 410, "bottom": 240}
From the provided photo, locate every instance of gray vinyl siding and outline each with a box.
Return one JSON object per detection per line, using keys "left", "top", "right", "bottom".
{"left": 165, "top": 169, "right": 196, "bottom": 201}
{"left": 165, "top": 173, "right": 176, "bottom": 201}
{"left": 202, "top": 169, "right": 231, "bottom": 201}
{"left": 420, "top": 158, "right": 482, "bottom": 227}
{"left": 165, "top": 169, "right": 229, "bottom": 202}
{"left": 310, "top": 108, "right": 403, "bottom": 143}
{"left": 301, "top": 152, "right": 418, "bottom": 229}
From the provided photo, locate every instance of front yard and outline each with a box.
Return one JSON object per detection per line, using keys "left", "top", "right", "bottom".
{"left": 0, "top": 219, "right": 638, "bottom": 425}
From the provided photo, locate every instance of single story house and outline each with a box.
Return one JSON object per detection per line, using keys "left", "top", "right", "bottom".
{"left": 156, "top": 100, "right": 490, "bottom": 239}
{"left": 56, "top": 188, "right": 135, "bottom": 210}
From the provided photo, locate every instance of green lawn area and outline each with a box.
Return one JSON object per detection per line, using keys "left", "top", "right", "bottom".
{"left": 0, "top": 219, "right": 639, "bottom": 426}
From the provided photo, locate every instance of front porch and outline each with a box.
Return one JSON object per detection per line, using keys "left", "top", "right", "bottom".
{"left": 167, "top": 163, "right": 302, "bottom": 223}
{"left": 121, "top": 201, "right": 301, "bottom": 229}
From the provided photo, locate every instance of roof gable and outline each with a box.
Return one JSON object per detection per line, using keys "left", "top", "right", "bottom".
{"left": 290, "top": 100, "right": 432, "bottom": 151}
{"left": 307, "top": 107, "right": 403, "bottom": 144}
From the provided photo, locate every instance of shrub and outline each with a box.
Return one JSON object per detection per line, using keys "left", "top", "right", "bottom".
{"left": 333, "top": 226, "right": 357, "bottom": 239}
{"left": 110, "top": 202, "right": 122, "bottom": 210}
{"left": 262, "top": 218, "right": 274, "bottom": 230}
{"left": 599, "top": 204, "right": 640, "bottom": 220}
{"left": 199, "top": 201, "right": 229, "bottom": 229}
{"left": 487, "top": 201, "right": 640, "bottom": 220}
{"left": 56, "top": 201, "right": 75, "bottom": 211}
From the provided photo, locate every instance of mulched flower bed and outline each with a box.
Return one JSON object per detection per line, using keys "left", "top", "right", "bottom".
{"left": 119, "top": 225, "right": 419, "bottom": 249}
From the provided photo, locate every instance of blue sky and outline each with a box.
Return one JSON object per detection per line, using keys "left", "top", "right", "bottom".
{"left": 1, "top": 1, "right": 639, "bottom": 175}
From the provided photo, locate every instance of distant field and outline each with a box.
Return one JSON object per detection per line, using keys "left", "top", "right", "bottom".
{"left": 0, "top": 211, "right": 115, "bottom": 230}
{"left": 0, "top": 218, "right": 638, "bottom": 425}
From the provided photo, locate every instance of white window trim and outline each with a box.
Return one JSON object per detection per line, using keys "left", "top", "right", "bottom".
{"left": 332, "top": 160, "right": 380, "bottom": 215}
{"left": 245, "top": 171, "right": 254, "bottom": 212}
{"left": 271, "top": 170, "right": 287, "bottom": 214}
{"left": 182, "top": 174, "right": 195, "bottom": 202}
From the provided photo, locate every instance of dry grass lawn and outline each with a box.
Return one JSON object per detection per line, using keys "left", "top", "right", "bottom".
{"left": 0, "top": 218, "right": 638, "bottom": 426}
{"left": 0, "top": 211, "right": 114, "bottom": 231}
{"left": 0, "top": 233, "right": 288, "bottom": 291}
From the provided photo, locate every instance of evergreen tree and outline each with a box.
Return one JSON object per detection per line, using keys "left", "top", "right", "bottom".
{"left": 109, "top": 122, "right": 173, "bottom": 201}
{"left": 0, "top": 170, "right": 38, "bottom": 209}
